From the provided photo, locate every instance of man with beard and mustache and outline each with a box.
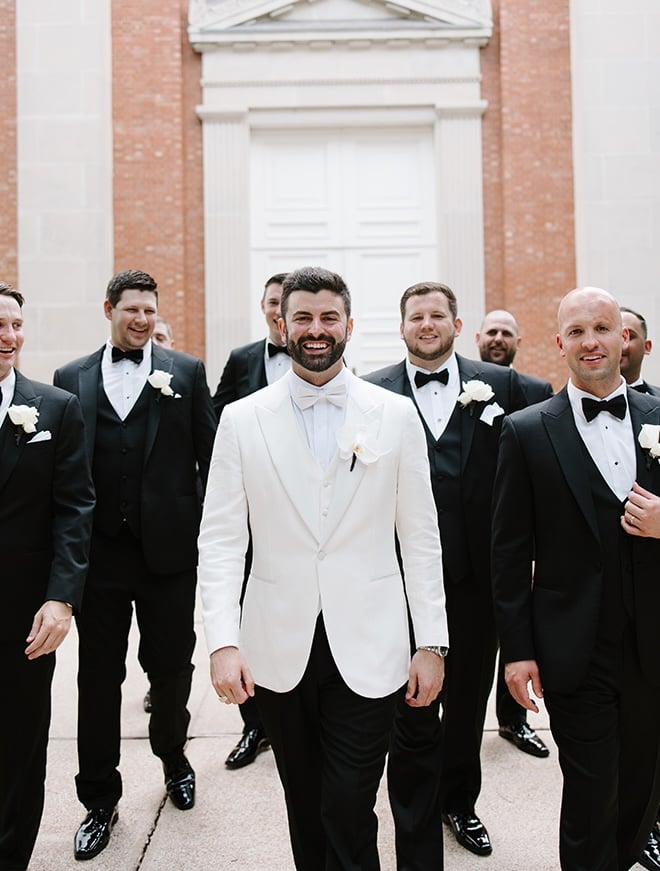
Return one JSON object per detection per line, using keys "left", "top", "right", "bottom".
{"left": 365, "top": 282, "right": 526, "bottom": 864}
{"left": 198, "top": 266, "right": 448, "bottom": 870}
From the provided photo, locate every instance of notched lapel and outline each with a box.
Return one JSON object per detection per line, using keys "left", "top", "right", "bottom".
{"left": 542, "top": 393, "right": 600, "bottom": 542}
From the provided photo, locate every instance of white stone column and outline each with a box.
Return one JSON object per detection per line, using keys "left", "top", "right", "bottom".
{"left": 200, "top": 109, "right": 251, "bottom": 383}
{"left": 434, "top": 103, "right": 487, "bottom": 341}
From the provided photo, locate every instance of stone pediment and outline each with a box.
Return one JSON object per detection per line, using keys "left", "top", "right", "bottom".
{"left": 189, "top": 0, "right": 492, "bottom": 43}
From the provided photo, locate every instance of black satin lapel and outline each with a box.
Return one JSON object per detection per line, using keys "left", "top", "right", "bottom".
{"left": 628, "top": 391, "right": 660, "bottom": 489}
{"left": 78, "top": 357, "right": 101, "bottom": 459}
{"left": 248, "top": 343, "right": 267, "bottom": 392}
{"left": 0, "top": 374, "right": 39, "bottom": 491}
{"left": 542, "top": 399, "right": 600, "bottom": 542}
{"left": 456, "top": 358, "right": 480, "bottom": 472}
{"left": 144, "top": 349, "right": 173, "bottom": 463}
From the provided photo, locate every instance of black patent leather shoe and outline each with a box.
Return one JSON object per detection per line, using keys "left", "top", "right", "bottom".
{"left": 163, "top": 754, "right": 195, "bottom": 810}
{"left": 636, "top": 828, "right": 660, "bottom": 870}
{"left": 74, "top": 806, "right": 118, "bottom": 860}
{"left": 143, "top": 690, "right": 152, "bottom": 713}
{"left": 225, "top": 727, "right": 270, "bottom": 769}
{"left": 442, "top": 812, "right": 492, "bottom": 856}
{"left": 498, "top": 721, "right": 550, "bottom": 758}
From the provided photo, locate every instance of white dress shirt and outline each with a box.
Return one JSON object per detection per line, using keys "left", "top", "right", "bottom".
{"left": 406, "top": 353, "right": 460, "bottom": 440}
{"left": 264, "top": 338, "right": 291, "bottom": 384}
{"left": 0, "top": 368, "right": 16, "bottom": 426}
{"left": 567, "top": 378, "right": 636, "bottom": 501}
{"left": 101, "top": 340, "right": 153, "bottom": 421}
{"left": 289, "top": 368, "right": 348, "bottom": 470}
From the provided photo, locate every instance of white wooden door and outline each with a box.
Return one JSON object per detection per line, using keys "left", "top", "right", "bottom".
{"left": 250, "top": 126, "right": 437, "bottom": 374}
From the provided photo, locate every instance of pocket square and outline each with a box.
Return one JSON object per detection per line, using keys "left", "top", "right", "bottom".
{"left": 27, "top": 430, "right": 52, "bottom": 444}
{"left": 480, "top": 403, "right": 504, "bottom": 427}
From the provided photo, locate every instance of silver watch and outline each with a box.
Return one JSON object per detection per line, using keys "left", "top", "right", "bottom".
{"left": 417, "top": 645, "right": 448, "bottom": 658}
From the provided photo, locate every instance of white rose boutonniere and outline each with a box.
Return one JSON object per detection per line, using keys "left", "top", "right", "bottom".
{"left": 8, "top": 404, "right": 39, "bottom": 433}
{"left": 147, "top": 370, "right": 180, "bottom": 398}
{"left": 638, "top": 423, "right": 660, "bottom": 467}
{"left": 336, "top": 420, "right": 387, "bottom": 472}
{"left": 457, "top": 380, "right": 495, "bottom": 407}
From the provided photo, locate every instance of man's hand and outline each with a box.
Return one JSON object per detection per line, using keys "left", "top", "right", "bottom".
{"left": 210, "top": 645, "right": 255, "bottom": 705}
{"left": 504, "top": 659, "right": 543, "bottom": 712}
{"left": 405, "top": 649, "right": 445, "bottom": 708}
{"left": 25, "top": 600, "right": 72, "bottom": 660}
{"left": 622, "top": 481, "right": 660, "bottom": 538}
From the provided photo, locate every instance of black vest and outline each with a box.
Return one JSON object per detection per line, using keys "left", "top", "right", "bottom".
{"left": 426, "top": 404, "right": 470, "bottom": 583}
{"left": 92, "top": 379, "right": 150, "bottom": 538}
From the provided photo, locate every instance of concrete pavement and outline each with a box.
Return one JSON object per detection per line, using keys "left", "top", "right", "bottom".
{"left": 26, "top": 604, "right": 616, "bottom": 870}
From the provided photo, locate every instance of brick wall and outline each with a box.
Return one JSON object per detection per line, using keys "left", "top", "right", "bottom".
{"left": 0, "top": 0, "right": 17, "bottom": 284}
{"left": 482, "top": 0, "right": 576, "bottom": 389}
{"left": 111, "top": 0, "right": 204, "bottom": 359}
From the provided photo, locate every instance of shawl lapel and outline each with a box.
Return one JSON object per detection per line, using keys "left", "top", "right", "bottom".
{"left": 0, "top": 371, "right": 40, "bottom": 492}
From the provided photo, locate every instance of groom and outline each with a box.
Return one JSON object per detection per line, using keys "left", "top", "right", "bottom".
{"left": 198, "top": 266, "right": 448, "bottom": 870}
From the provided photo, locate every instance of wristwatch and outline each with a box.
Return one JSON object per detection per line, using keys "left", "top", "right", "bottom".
{"left": 417, "top": 645, "right": 448, "bottom": 658}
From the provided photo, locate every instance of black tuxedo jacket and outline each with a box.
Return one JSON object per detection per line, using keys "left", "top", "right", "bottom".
{"left": 54, "top": 344, "right": 217, "bottom": 575}
{"left": 364, "top": 354, "right": 526, "bottom": 586}
{"left": 212, "top": 338, "right": 267, "bottom": 418}
{"left": 1, "top": 371, "right": 95, "bottom": 641}
{"left": 639, "top": 380, "right": 660, "bottom": 397}
{"left": 492, "top": 386, "right": 660, "bottom": 692}
{"left": 516, "top": 371, "right": 553, "bottom": 405}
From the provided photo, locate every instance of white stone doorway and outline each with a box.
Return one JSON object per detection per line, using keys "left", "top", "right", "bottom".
{"left": 250, "top": 125, "right": 437, "bottom": 373}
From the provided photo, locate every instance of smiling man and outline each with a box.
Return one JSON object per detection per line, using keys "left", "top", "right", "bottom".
{"left": 0, "top": 283, "right": 94, "bottom": 871}
{"left": 492, "top": 287, "right": 660, "bottom": 870}
{"left": 54, "top": 270, "right": 217, "bottom": 861}
{"left": 199, "top": 266, "right": 448, "bottom": 870}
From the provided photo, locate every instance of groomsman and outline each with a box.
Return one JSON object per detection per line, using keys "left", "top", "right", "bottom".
{"left": 211, "top": 272, "right": 289, "bottom": 769}
{"left": 54, "top": 269, "right": 217, "bottom": 861}
{"left": 475, "top": 308, "right": 551, "bottom": 758}
{"left": 492, "top": 287, "right": 660, "bottom": 870}
{"left": 199, "top": 266, "right": 448, "bottom": 869}
{"left": 620, "top": 307, "right": 660, "bottom": 396}
{"left": 365, "top": 282, "right": 526, "bottom": 863}
{"left": 0, "top": 283, "right": 94, "bottom": 870}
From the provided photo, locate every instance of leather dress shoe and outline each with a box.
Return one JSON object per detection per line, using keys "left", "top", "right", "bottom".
{"left": 443, "top": 812, "right": 492, "bottom": 856}
{"left": 636, "top": 828, "right": 660, "bottom": 870}
{"left": 498, "top": 721, "right": 550, "bottom": 758}
{"left": 163, "top": 754, "right": 195, "bottom": 810}
{"left": 225, "top": 727, "right": 270, "bottom": 769}
{"left": 74, "top": 806, "right": 118, "bottom": 860}
{"left": 143, "top": 690, "right": 152, "bottom": 713}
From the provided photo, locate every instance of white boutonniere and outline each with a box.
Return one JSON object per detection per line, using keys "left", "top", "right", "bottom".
{"left": 457, "top": 380, "right": 495, "bottom": 407}
{"left": 8, "top": 404, "right": 39, "bottom": 433}
{"left": 336, "top": 420, "right": 387, "bottom": 472}
{"left": 147, "top": 370, "right": 180, "bottom": 398}
{"left": 638, "top": 424, "right": 660, "bottom": 468}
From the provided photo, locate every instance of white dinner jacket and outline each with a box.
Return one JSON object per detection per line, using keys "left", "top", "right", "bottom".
{"left": 198, "top": 369, "right": 448, "bottom": 698}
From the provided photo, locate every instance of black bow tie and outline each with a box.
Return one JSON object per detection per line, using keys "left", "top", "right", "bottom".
{"left": 632, "top": 383, "right": 649, "bottom": 394}
{"left": 267, "top": 342, "right": 289, "bottom": 358}
{"left": 581, "top": 394, "right": 627, "bottom": 422}
{"left": 415, "top": 369, "right": 449, "bottom": 389}
{"left": 111, "top": 346, "right": 143, "bottom": 364}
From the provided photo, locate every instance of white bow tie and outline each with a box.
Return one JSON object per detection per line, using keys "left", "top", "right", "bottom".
{"left": 292, "top": 383, "right": 346, "bottom": 410}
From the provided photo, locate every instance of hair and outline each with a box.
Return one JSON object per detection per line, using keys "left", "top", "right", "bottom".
{"left": 399, "top": 281, "right": 457, "bottom": 321}
{"left": 280, "top": 267, "right": 351, "bottom": 320}
{"left": 261, "top": 273, "right": 289, "bottom": 302}
{"left": 620, "top": 306, "right": 648, "bottom": 339}
{"left": 106, "top": 269, "right": 158, "bottom": 307}
{"left": 0, "top": 282, "right": 24, "bottom": 308}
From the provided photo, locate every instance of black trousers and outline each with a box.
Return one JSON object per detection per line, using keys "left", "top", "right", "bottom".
{"left": 438, "top": 576, "right": 498, "bottom": 815}
{"left": 387, "top": 691, "right": 444, "bottom": 871}
{"left": 0, "top": 643, "right": 55, "bottom": 871}
{"left": 255, "top": 617, "right": 398, "bottom": 871}
{"left": 75, "top": 528, "right": 196, "bottom": 809}
{"left": 545, "top": 628, "right": 660, "bottom": 871}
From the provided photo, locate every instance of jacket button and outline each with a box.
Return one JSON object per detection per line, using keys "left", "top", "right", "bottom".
{"left": 318, "top": 551, "right": 326, "bottom": 561}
